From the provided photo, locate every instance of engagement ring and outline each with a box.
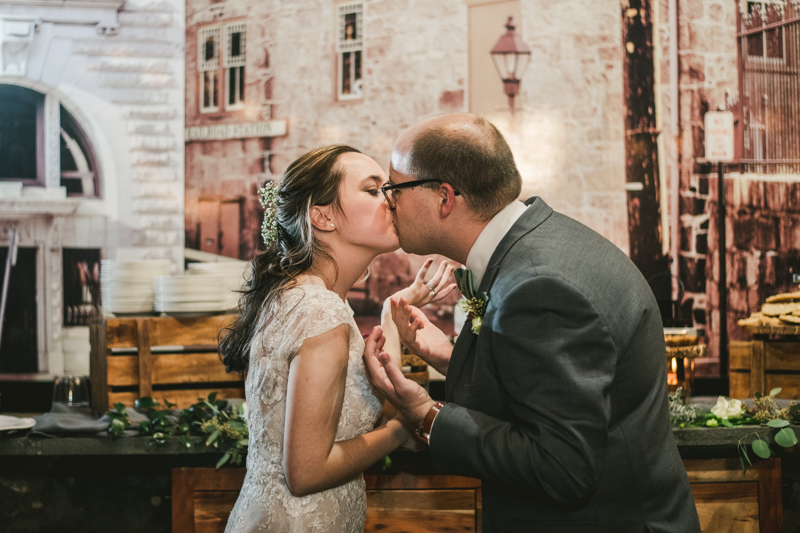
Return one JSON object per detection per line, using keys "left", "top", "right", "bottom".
{"left": 425, "top": 282, "right": 437, "bottom": 295}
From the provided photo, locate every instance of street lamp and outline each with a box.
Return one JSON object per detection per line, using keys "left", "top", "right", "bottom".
{"left": 490, "top": 16, "right": 531, "bottom": 114}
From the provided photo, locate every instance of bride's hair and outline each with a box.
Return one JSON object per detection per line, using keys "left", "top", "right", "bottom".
{"left": 219, "top": 145, "right": 361, "bottom": 374}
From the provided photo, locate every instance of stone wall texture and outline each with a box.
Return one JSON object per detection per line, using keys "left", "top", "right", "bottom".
{"left": 184, "top": 0, "right": 629, "bottom": 318}
{"left": 657, "top": 0, "right": 800, "bottom": 376}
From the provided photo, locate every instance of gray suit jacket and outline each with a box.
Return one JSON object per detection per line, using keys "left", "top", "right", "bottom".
{"left": 429, "top": 198, "right": 700, "bottom": 533}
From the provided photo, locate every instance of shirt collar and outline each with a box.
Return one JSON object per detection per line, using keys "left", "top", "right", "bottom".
{"left": 465, "top": 200, "right": 529, "bottom": 288}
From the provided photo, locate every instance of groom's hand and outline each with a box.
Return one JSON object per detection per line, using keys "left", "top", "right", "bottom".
{"left": 363, "top": 350, "right": 435, "bottom": 429}
{"left": 391, "top": 297, "right": 453, "bottom": 376}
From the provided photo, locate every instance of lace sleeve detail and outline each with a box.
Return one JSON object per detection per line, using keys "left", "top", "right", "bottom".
{"left": 281, "top": 286, "right": 353, "bottom": 361}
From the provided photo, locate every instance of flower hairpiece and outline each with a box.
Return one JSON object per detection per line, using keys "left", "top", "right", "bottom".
{"left": 259, "top": 181, "right": 279, "bottom": 246}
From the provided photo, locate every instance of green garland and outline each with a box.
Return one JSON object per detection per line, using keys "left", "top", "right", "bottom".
{"left": 105, "top": 392, "right": 249, "bottom": 469}
{"left": 669, "top": 387, "right": 799, "bottom": 473}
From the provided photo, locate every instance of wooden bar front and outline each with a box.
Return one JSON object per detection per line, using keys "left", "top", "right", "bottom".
{"left": 172, "top": 458, "right": 782, "bottom": 533}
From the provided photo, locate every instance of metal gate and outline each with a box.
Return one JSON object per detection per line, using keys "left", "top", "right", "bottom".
{"left": 736, "top": 1, "right": 800, "bottom": 173}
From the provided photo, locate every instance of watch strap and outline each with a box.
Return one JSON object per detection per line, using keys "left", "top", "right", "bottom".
{"left": 415, "top": 401, "right": 444, "bottom": 442}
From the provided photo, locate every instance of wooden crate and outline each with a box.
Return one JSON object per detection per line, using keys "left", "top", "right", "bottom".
{"left": 90, "top": 315, "right": 241, "bottom": 413}
{"left": 730, "top": 339, "right": 800, "bottom": 399}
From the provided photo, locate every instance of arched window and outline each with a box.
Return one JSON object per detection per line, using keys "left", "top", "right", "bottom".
{"left": 0, "top": 84, "right": 101, "bottom": 197}
{"left": 60, "top": 105, "right": 100, "bottom": 197}
{"left": 0, "top": 85, "right": 42, "bottom": 184}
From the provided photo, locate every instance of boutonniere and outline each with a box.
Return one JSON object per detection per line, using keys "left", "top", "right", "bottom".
{"left": 454, "top": 267, "right": 491, "bottom": 335}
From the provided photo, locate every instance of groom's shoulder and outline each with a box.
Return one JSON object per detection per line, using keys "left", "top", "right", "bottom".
{"left": 499, "top": 209, "right": 647, "bottom": 295}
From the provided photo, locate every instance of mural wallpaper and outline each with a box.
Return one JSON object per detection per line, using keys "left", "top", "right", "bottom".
{"left": 182, "top": 0, "right": 800, "bottom": 379}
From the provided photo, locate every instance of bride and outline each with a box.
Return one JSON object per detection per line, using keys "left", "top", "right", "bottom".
{"left": 220, "top": 145, "right": 455, "bottom": 532}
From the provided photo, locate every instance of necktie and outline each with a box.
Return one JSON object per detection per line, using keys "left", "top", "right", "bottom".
{"left": 454, "top": 267, "right": 476, "bottom": 299}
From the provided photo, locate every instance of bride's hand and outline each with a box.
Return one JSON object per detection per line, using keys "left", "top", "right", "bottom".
{"left": 393, "top": 259, "right": 457, "bottom": 308}
{"left": 391, "top": 411, "right": 426, "bottom": 452}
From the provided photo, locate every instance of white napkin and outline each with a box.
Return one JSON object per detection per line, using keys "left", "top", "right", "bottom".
{"left": 0, "top": 414, "right": 36, "bottom": 431}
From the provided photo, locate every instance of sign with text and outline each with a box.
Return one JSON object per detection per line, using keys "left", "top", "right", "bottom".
{"left": 704, "top": 111, "right": 734, "bottom": 162}
{"left": 185, "top": 120, "right": 288, "bottom": 142}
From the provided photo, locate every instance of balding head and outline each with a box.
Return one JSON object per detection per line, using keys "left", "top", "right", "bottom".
{"left": 391, "top": 113, "right": 522, "bottom": 220}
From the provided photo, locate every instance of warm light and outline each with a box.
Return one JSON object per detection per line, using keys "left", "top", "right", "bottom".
{"left": 489, "top": 16, "right": 532, "bottom": 113}
{"left": 667, "top": 357, "right": 678, "bottom": 386}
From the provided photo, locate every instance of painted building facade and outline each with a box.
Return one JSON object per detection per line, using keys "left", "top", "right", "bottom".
{"left": 0, "top": 0, "right": 185, "bottom": 377}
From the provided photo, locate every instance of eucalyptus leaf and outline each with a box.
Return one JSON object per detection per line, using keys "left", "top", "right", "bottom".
{"left": 216, "top": 450, "right": 232, "bottom": 469}
{"left": 739, "top": 455, "right": 747, "bottom": 474}
{"left": 770, "top": 387, "right": 782, "bottom": 397}
{"left": 110, "top": 418, "right": 125, "bottom": 436}
{"left": 207, "top": 429, "right": 221, "bottom": 446}
{"left": 135, "top": 397, "right": 160, "bottom": 409}
{"left": 767, "top": 419, "right": 790, "bottom": 428}
{"left": 741, "top": 445, "right": 752, "bottom": 465}
{"left": 752, "top": 439, "right": 771, "bottom": 459}
{"left": 775, "top": 428, "right": 798, "bottom": 448}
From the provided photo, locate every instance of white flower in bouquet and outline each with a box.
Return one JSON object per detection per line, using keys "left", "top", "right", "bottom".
{"left": 454, "top": 297, "right": 468, "bottom": 333}
{"left": 711, "top": 396, "right": 744, "bottom": 419}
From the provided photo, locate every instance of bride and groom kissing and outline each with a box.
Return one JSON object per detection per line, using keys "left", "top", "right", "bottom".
{"left": 220, "top": 113, "right": 701, "bottom": 533}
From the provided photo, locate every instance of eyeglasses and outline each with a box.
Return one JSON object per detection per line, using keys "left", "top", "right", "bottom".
{"left": 380, "top": 179, "right": 461, "bottom": 210}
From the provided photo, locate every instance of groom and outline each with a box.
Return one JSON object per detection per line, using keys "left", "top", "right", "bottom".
{"left": 364, "top": 113, "right": 700, "bottom": 532}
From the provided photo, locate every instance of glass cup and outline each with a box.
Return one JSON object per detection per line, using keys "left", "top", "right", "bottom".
{"left": 52, "top": 375, "right": 90, "bottom": 408}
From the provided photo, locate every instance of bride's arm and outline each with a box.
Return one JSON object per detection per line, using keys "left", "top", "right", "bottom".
{"left": 283, "top": 324, "right": 413, "bottom": 497}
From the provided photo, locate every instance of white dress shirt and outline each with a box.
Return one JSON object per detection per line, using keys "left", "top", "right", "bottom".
{"left": 465, "top": 200, "right": 529, "bottom": 288}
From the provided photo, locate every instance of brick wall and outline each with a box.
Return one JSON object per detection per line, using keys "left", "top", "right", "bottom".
{"left": 658, "top": 0, "right": 800, "bottom": 375}
{"left": 710, "top": 178, "right": 800, "bottom": 349}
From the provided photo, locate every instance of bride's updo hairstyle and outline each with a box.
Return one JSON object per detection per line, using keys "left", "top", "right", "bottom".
{"left": 220, "top": 145, "right": 361, "bottom": 374}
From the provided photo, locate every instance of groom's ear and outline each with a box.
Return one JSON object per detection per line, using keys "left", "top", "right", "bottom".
{"left": 438, "top": 183, "right": 458, "bottom": 219}
{"left": 309, "top": 205, "right": 335, "bottom": 232}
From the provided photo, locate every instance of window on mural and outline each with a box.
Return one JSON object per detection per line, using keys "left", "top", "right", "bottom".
{"left": 60, "top": 106, "right": 99, "bottom": 197}
{"left": 337, "top": 3, "right": 363, "bottom": 100}
{"left": 225, "top": 24, "right": 246, "bottom": 108}
{"left": 0, "top": 85, "right": 41, "bottom": 182}
{"left": 0, "top": 84, "right": 100, "bottom": 196}
{"left": 198, "top": 27, "right": 220, "bottom": 112}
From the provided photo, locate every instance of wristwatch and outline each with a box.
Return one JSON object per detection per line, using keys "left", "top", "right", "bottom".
{"left": 415, "top": 402, "right": 445, "bottom": 443}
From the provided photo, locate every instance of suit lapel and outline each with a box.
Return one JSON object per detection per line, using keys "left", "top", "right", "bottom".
{"left": 444, "top": 197, "right": 554, "bottom": 399}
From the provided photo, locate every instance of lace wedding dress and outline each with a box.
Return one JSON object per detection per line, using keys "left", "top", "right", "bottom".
{"left": 224, "top": 284, "right": 384, "bottom": 533}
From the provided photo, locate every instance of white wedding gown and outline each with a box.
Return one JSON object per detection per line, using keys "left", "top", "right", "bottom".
{"left": 224, "top": 284, "right": 384, "bottom": 533}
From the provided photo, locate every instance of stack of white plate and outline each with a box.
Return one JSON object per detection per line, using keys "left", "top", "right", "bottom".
{"left": 101, "top": 260, "right": 171, "bottom": 314}
{"left": 154, "top": 275, "right": 230, "bottom": 314}
{"left": 186, "top": 261, "right": 250, "bottom": 310}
